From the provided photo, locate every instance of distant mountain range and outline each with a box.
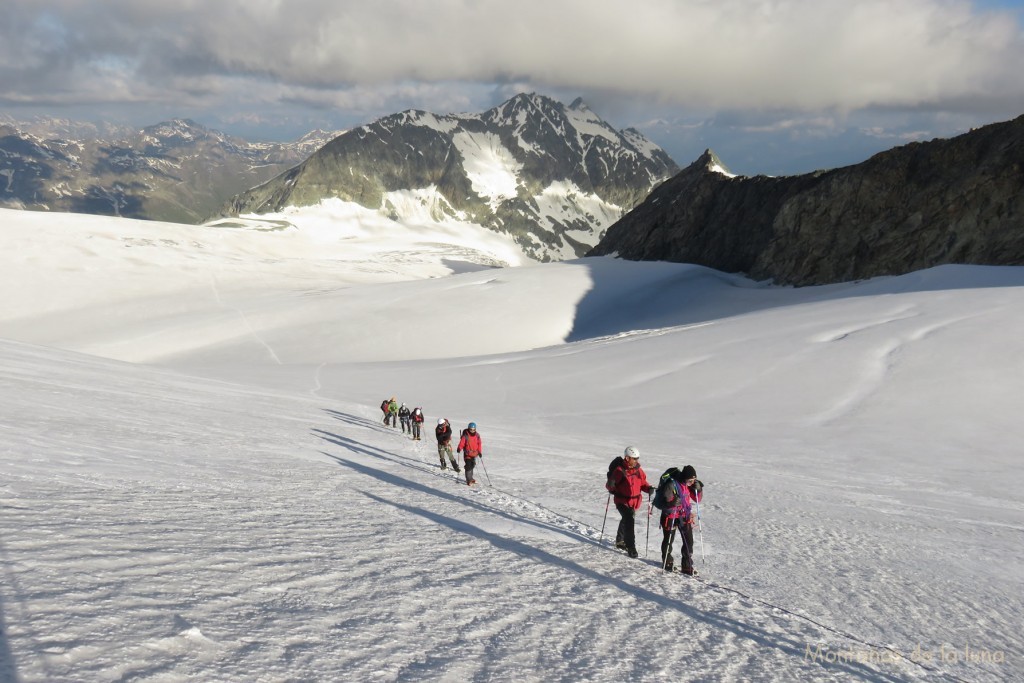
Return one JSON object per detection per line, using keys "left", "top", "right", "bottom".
{"left": 0, "top": 117, "right": 340, "bottom": 224}
{"left": 590, "top": 115, "right": 1024, "bottom": 285}
{"left": 220, "top": 93, "right": 679, "bottom": 260}
{"left": 8, "top": 101, "right": 1021, "bottom": 287}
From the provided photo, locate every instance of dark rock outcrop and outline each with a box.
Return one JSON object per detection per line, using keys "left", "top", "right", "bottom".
{"left": 589, "top": 116, "right": 1024, "bottom": 285}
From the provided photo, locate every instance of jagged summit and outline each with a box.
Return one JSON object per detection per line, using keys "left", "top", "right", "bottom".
{"left": 493, "top": 92, "right": 554, "bottom": 114}
{"left": 221, "top": 93, "right": 680, "bottom": 261}
{"left": 568, "top": 97, "right": 590, "bottom": 111}
{"left": 141, "top": 119, "right": 216, "bottom": 146}
{"left": 689, "top": 149, "right": 735, "bottom": 178}
{"left": 144, "top": 118, "right": 207, "bottom": 133}
{"left": 479, "top": 93, "right": 569, "bottom": 133}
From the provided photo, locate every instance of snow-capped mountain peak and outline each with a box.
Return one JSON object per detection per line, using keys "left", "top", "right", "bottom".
{"left": 223, "top": 94, "right": 679, "bottom": 261}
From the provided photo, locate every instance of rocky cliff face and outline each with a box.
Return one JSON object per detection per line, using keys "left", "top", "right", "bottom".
{"left": 0, "top": 118, "right": 338, "bottom": 224}
{"left": 589, "top": 116, "right": 1024, "bottom": 285}
{"left": 221, "top": 94, "right": 679, "bottom": 260}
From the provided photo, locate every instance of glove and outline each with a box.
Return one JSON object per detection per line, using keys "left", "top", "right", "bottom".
{"left": 457, "top": 449, "right": 462, "bottom": 454}
{"left": 691, "top": 480, "right": 703, "bottom": 494}
{"left": 478, "top": 454, "right": 483, "bottom": 459}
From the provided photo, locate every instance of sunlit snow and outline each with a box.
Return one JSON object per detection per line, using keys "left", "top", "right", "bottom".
{"left": 532, "top": 180, "right": 622, "bottom": 243}
{"left": 711, "top": 163, "right": 738, "bottom": 178}
{"left": 564, "top": 104, "right": 620, "bottom": 148}
{"left": 451, "top": 131, "right": 522, "bottom": 207}
{"left": 1, "top": 206, "right": 1021, "bottom": 683}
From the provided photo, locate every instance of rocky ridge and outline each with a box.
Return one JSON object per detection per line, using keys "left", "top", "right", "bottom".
{"left": 589, "top": 116, "right": 1024, "bottom": 285}
{"left": 0, "top": 118, "right": 340, "bottom": 224}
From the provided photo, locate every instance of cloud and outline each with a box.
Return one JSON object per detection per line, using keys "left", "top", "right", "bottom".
{"left": 2, "top": 0, "right": 1023, "bottom": 116}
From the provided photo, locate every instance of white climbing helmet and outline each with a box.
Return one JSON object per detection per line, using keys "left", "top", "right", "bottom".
{"left": 624, "top": 446, "right": 640, "bottom": 460}
{"left": 438, "top": 418, "right": 446, "bottom": 425}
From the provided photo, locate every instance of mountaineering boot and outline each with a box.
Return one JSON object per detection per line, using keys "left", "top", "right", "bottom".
{"left": 663, "top": 558, "right": 674, "bottom": 572}
{"left": 615, "top": 540, "right": 628, "bottom": 551}
{"left": 627, "top": 548, "right": 639, "bottom": 558}
{"left": 681, "top": 567, "right": 698, "bottom": 576}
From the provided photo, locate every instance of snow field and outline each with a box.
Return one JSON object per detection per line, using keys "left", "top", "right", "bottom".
{"left": 1, "top": 208, "right": 1022, "bottom": 681}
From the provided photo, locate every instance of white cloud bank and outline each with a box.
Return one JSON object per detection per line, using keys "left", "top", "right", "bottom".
{"left": 2, "top": 0, "right": 1023, "bottom": 116}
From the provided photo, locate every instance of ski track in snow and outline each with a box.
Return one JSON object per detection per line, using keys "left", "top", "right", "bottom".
{"left": 208, "top": 274, "right": 283, "bottom": 365}
{"left": 808, "top": 309, "right": 989, "bottom": 426}
{"left": 310, "top": 362, "right": 326, "bottom": 398}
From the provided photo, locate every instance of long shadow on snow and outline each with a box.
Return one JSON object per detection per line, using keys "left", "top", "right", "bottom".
{"left": 313, "top": 429, "right": 594, "bottom": 548}
{"left": 0, "top": 537, "right": 21, "bottom": 682}
{"left": 314, "top": 429, "right": 906, "bottom": 683}
{"left": 323, "top": 408, "right": 387, "bottom": 432}
{"left": 566, "top": 258, "right": 1024, "bottom": 343}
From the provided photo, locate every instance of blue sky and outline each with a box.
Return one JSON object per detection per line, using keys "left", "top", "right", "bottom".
{"left": 3, "top": 0, "right": 1023, "bottom": 175}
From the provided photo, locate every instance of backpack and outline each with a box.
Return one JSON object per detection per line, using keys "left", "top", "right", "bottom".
{"left": 604, "top": 456, "right": 624, "bottom": 492}
{"left": 652, "top": 467, "right": 681, "bottom": 510}
{"left": 381, "top": 399, "right": 389, "bottom": 411}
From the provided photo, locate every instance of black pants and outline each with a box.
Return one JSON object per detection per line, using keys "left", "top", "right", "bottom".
{"left": 464, "top": 456, "right": 477, "bottom": 483}
{"left": 661, "top": 519, "right": 694, "bottom": 571}
{"left": 412, "top": 422, "right": 421, "bottom": 439}
{"left": 614, "top": 504, "right": 637, "bottom": 551}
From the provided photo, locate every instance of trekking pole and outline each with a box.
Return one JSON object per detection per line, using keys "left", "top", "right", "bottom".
{"left": 599, "top": 493, "right": 611, "bottom": 546}
{"left": 479, "top": 456, "right": 492, "bottom": 486}
{"left": 645, "top": 493, "right": 652, "bottom": 558}
{"left": 694, "top": 496, "right": 705, "bottom": 565}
